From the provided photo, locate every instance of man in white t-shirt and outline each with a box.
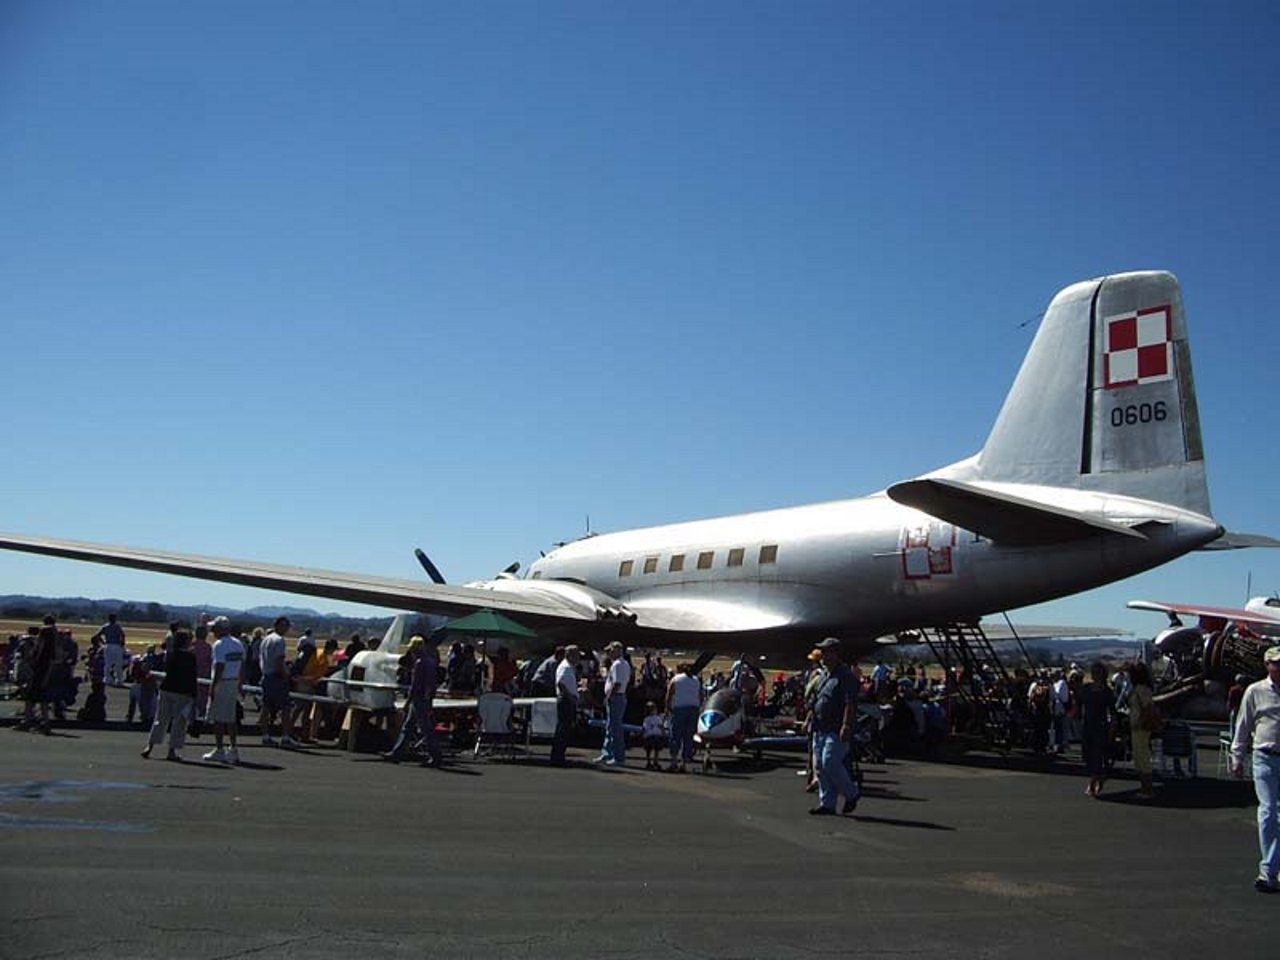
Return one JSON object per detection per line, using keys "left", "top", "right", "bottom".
{"left": 597, "top": 641, "right": 632, "bottom": 766}
{"left": 204, "top": 617, "right": 245, "bottom": 764}
{"left": 550, "top": 645, "right": 581, "bottom": 766}
{"left": 665, "top": 663, "right": 703, "bottom": 772}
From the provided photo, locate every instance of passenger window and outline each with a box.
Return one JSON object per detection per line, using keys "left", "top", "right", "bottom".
{"left": 759, "top": 544, "right": 778, "bottom": 564}
{"left": 669, "top": 554, "right": 685, "bottom": 572}
{"left": 531, "top": 571, "right": 542, "bottom": 580}
{"left": 619, "top": 560, "right": 634, "bottom": 577}
{"left": 697, "top": 551, "right": 714, "bottom": 570}
{"left": 727, "top": 548, "right": 745, "bottom": 567}
{"left": 643, "top": 556, "right": 658, "bottom": 574}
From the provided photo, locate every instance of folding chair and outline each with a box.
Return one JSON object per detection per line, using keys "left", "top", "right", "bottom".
{"left": 1217, "top": 712, "right": 1237, "bottom": 778}
{"left": 528, "top": 700, "right": 558, "bottom": 740}
{"left": 474, "top": 692, "right": 515, "bottom": 760}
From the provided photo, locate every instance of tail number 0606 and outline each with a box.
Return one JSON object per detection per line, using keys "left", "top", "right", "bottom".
{"left": 1110, "top": 401, "right": 1167, "bottom": 428}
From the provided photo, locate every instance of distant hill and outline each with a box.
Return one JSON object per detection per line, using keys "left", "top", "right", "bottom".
{"left": 0, "top": 594, "right": 392, "bottom": 636}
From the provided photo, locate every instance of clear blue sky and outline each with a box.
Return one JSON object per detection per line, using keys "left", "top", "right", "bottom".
{"left": 2, "top": 1, "right": 1277, "bottom": 637}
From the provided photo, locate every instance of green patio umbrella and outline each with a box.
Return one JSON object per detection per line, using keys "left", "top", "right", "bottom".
{"left": 441, "top": 608, "right": 537, "bottom": 640}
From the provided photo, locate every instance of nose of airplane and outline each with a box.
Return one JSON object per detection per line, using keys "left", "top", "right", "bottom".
{"left": 698, "top": 709, "right": 725, "bottom": 734}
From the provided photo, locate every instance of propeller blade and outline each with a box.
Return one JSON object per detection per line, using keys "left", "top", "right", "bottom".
{"left": 690, "top": 649, "right": 717, "bottom": 675}
{"left": 414, "top": 548, "right": 447, "bottom": 585}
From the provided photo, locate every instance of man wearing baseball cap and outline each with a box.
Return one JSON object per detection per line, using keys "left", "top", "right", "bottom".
{"left": 807, "top": 637, "right": 860, "bottom": 817}
{"left": 203, "top": 617, "right": 245, "bottom": 764}
{"left": 1230, "top": 645, "right": 1280, "bottom": 893}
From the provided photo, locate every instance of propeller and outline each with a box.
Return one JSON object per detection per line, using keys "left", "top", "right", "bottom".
{"left": 689, "top": 649, "right": 717, "bottom": 675}
{"left": 414, "top": 548, "right": 447, "bottom": 585}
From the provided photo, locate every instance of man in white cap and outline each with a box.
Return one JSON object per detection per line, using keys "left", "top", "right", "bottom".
{"left": 1231, "top": 645, "right": 1280, "bottom": 893}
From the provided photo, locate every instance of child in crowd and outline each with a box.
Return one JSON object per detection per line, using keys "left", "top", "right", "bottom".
{"left": 642, "top": 701, "right": 666, "bottom": 770}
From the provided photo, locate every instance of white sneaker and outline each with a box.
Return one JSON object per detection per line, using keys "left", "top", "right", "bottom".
{"left": 203, "top": 749, "right": 227, "bottom": 763}
{"left": 280, "top": 735, "right": 298, "bottom": 748}
{"left": 227, "top": 748, "right": 240, "bottom": 765}
{"left": 262, "top": 735, "right": 278, "bottom": 746}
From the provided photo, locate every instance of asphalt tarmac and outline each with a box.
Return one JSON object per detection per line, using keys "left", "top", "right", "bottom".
{"left": 0, "top": 702, "right": 1272, "bottom": 960}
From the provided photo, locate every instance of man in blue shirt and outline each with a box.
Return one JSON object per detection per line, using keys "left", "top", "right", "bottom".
{"left": 94, "top": 613, "right": 127, "bottom": 687}
{"left": 808, "top": 637, "right": 860, "bottom": 817}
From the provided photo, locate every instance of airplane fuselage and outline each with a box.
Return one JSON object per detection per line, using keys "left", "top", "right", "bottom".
{"left": 521, "top": 485, "right": 1223, "bottom": 650}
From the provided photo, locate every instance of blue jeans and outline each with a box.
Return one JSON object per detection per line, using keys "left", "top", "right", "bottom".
{"left": 1253, "top": 750, "right": 1280, "bottom": 881}
{"left": 815, "top": 731, "right": 859, "bottom": 811}
{"left": 604, "top": 693, "right": 628, "bottom": 763}
{"left": 390, "top": 700, "right": 440, "bottom": 763}
{"left": 669, "top": 705, "right": 698, "bottom": 762}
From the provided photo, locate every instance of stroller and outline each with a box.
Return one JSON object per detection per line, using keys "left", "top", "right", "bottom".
{"left": 850, "top": 705, "right": 886, "bottom": 767}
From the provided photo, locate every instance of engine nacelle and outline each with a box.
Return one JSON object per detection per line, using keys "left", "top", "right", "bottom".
{"left": 329, "top": 649, "right": 402, "bottom": 710}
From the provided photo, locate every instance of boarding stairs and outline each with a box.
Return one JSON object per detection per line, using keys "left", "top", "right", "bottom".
{"left": 921, "top": 620, "right": 1028, "bottom": 749}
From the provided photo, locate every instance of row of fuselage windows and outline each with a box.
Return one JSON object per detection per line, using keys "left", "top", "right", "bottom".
{"left": 617, "top": 543, "right": 779, "bottom": 578}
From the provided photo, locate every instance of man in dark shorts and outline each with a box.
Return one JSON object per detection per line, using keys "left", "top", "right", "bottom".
{"left": 259, "top": 616, "right": 297, "bottom": 748}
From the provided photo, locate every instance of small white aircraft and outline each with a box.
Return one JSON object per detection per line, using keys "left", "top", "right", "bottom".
{"left": 2, "top": 271, "right": 1275, "bottom": 663}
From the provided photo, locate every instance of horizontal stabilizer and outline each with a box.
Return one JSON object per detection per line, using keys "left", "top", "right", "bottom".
{"left": 1197, "top": 530, "right": 1280, "bottom": 551}
{"left": 886, "top": 478, "right": 1147, "bottom": 546}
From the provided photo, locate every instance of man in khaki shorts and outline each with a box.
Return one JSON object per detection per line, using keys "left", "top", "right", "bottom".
{"left": 203, "top": 617, "right": 245, "bottom": 764}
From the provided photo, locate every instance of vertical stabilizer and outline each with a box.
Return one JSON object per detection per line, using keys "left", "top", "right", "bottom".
{"left": 978, "top": 271, "right": 1209, "bottom": 515}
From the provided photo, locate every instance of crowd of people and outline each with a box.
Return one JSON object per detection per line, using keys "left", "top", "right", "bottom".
{"left": 7, "top": 611, "right": 1280, "bottom": 893}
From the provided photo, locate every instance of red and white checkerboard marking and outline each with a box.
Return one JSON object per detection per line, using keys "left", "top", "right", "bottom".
{"left": 1104, "top": 304, "right": 1172, "bottom": 389}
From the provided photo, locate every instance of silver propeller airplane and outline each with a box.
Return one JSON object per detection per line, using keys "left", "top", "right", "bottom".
{"left": 1, "top": 271, "right": 1272, "bottom": 661}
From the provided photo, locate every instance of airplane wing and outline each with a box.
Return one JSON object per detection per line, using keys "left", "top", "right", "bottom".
{"left": 1127, "top": 599, "right": 1280, "bottom": 626}
{"left": 979, "top": 621, "right": 1129, "bottom": 640}
{"left": 0, "top": 531, "right": 599, "bottom": 626}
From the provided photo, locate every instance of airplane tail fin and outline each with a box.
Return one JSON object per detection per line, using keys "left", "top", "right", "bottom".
{"left": 976, "top": 270, "right": 1210, "bottom": 515}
